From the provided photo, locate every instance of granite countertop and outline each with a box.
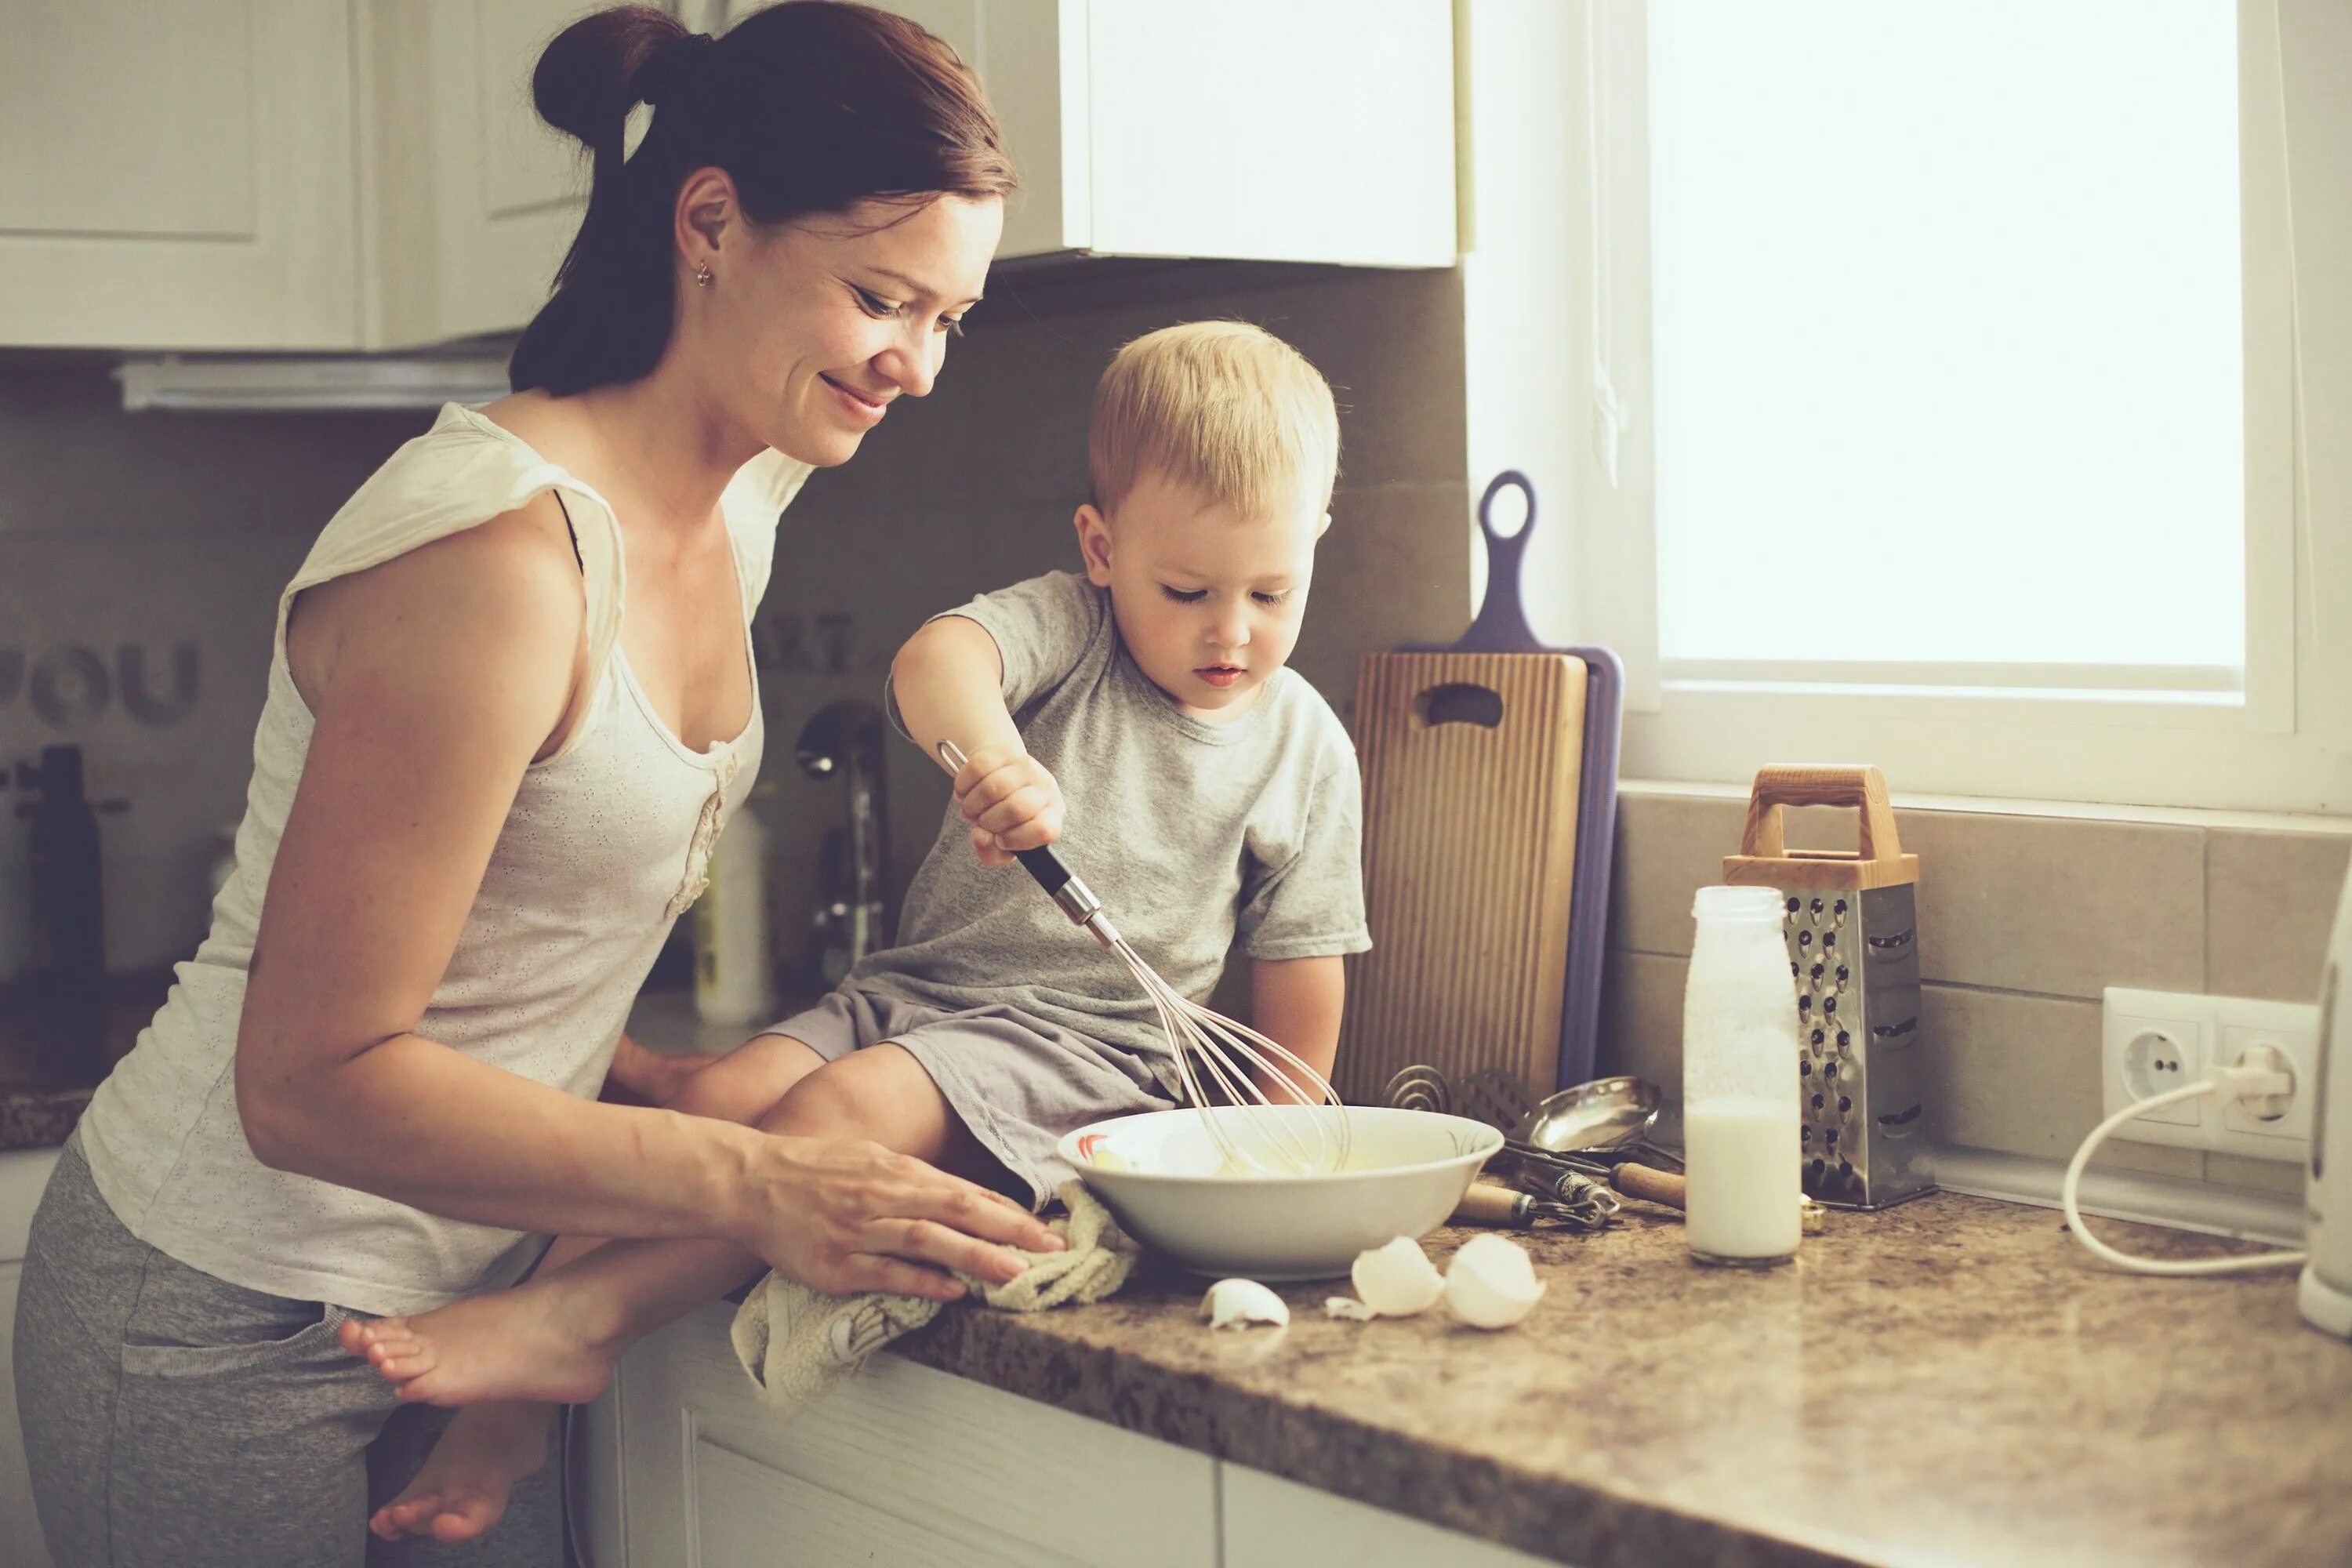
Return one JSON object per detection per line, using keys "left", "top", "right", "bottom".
{"left": 895, "top": 1191, "right": 2350, "bottom": 1568}
{"left": 0, "top": 971, "right": 166, "bottom": 1151}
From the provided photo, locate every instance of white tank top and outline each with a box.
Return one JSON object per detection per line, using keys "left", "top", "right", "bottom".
{"left": 75, "top": 403, "right": 811, "bottom": 1314}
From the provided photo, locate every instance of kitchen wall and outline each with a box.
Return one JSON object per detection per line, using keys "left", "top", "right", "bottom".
{"left": 0, "top": 354, "right": 430, "bottom": 981}
{"left": 0, "top": 260, "right": 1473, "bottom": 993}
{"left": 750, "top": 259, "right": 1472, "bottom": 993}
{"left": 1599, "top": 786, "right": 2352, "bottom": 1197}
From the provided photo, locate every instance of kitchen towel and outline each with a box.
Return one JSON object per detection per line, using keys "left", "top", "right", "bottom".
{"left": 728, "top": 1180, "right": 1138, "bottom": 1414}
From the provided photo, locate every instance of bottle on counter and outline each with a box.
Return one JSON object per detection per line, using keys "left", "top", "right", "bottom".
{"left": 693, "top": 792, "right": 776, "bottom": 1027}
{"left": 15, "top": 745, "right": 108, "bottom": 1009}
{"left": 1681, "top": 884, "right": 1803, "bottom": 1266}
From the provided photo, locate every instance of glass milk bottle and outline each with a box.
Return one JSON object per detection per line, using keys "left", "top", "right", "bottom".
{"left": 1682, "top": 886, "right": 1802, "bottom": 1265}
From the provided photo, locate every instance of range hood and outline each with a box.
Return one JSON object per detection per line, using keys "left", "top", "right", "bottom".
{"left": 116, "top": 351, "right": 512, "bottom": 412}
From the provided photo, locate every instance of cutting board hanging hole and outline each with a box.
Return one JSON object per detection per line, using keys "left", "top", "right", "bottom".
{"left": 1413, "top": 683, "right": 1505, "bottom": 729}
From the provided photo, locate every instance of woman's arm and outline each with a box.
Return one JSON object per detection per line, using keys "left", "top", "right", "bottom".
{"left": 236, "top": 505, "right": 1052, "bottom": 1295}
{"left": 1247, "top": 955, "right": 1346, "bottom": 1103}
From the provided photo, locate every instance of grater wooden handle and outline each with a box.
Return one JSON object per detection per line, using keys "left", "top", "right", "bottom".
{"left": 1739, "top": 764, "right": 1904, "bottom": 864}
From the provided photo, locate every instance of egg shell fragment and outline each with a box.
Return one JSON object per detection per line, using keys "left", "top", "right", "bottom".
{"left": 1443, "top": 1232, "right": 1546, "bottom": 1329}
{"left": 1350, "top": 1236, "right": 1446, "bottom": 1316}
{"left": 1200, "top": 1278, "right": 1290, "bottom": 1330}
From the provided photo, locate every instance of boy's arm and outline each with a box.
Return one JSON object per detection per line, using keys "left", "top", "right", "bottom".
{"left": 891, "top": 615, "right": 1065, "bottom": 866}
{"left": 1247, "top": 955, "right": 1346, "bottom": 1103}
{"left": 890, "top": 615, "right": 1023, "bottom": 764}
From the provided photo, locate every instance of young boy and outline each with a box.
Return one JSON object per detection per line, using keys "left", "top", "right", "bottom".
{"left": 343, "top": 321, "right": 1369, "bottom": 1543}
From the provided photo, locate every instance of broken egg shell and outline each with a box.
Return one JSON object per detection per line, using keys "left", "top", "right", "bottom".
{"left": 1200, "top": 1278, "right": 1290, "bottom": 1330}
{"left": 1350, "top": 1236, "right": 1446, "bottom": 1316}
{"left": 1443, "top": 1232, "right": 1546, "bottom": 1330}
{"left": 1323, "top": 1296, "right": 1379, "bottom": 1322}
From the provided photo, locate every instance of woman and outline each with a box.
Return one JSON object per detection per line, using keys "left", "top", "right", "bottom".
{"left": 10, "top": 6, "right": 1052, "bottom": 1563}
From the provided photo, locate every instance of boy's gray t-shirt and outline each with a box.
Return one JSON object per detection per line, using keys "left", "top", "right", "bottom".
{"left": 849, "top": 570, "right": 1370, "bottom": 1094}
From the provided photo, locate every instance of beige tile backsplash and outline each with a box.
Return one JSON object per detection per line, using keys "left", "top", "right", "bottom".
{"left": 1599, "top": 787, "right": 2350, "bottom": 1196}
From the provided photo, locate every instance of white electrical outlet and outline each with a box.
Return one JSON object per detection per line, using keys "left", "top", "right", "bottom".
{"left": 2102, "top": 989, "right": 2209, "bottom": 1149}
{"left": 2101, "top": 986, "right": 2322, "bottom": 1163}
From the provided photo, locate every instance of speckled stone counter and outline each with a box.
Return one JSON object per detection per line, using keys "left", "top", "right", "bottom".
{"left": 895, "top": 1192, "right": 2350, "bottom": 1568}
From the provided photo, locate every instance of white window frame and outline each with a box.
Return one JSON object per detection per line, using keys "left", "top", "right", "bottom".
{"left": 1508, "top": 0, "right": 2348, "bottom": 815}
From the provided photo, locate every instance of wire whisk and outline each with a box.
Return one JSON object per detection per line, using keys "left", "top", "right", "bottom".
{"left": 938, "top": 741, "right": 1352, "bottom": 1176}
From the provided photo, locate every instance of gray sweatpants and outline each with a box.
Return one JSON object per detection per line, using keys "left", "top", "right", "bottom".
{"left": 11, "top": 1132, "right": 564, "bottom": 1567}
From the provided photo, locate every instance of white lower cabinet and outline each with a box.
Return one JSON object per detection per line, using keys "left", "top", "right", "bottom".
{"left": 604, "top": 1300, "right": 1218, "bottom": 1566}
{"left": 0, "top": 1146, "right": 62, "bottom": 1568}
{"left": 601, "top": 1299, "right": 1567, "bottom": 1568}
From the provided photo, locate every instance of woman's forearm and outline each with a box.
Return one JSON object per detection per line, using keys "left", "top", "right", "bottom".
{"left": 244, "top": 1030, "right": 761, "bottom": 1245}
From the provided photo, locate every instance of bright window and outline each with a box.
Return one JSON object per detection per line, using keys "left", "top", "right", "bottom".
{"left": 1646, "top": 0, "right": 2245, "bottom": 685}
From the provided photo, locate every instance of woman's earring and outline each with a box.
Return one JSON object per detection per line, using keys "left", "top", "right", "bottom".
{"left": 694, "top": 263, "right": 713, "bottom": 289}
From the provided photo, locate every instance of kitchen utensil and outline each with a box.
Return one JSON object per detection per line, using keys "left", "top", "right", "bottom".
{"left": 1722, "top": 765, "right": 1934, "bottom": 1210}
{"left": 1456, "top": 1067, "right": 1538, "bottom": 1136}
{"left": 1061, "top": 1106, "right": 1503, "bottom": 1279}
{"left": 1514, "top": 1074, "right": 1669, "bottom": 1163}
{"left": 1452, "top": 1179, "right": 1617, "bottom": 1231}
{"left": 1381, "top": 1064, "right": 1454, "bottom": 1116}
{"left": 2299, "top": 862, "right": 2352, "bottom": 1338}
{"left": 1334, "top": 471, "right": 1624, "bottom": 1106}
{"left": 936, "top": 740, "right": 1348, "bottom": 1176}
{"left": 1395, "top": 1065, "right": 1688, "bottom": 1210}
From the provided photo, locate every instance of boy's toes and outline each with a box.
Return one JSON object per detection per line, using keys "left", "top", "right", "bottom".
{"left": 430, "top": 1495, "right": 503, "bottom": 1544}
{"left": 369, "top": 1494, "right": 441, "bottom": 1541}
{"left": 339, "top": 1316, "right": 392, "bottom": 1356}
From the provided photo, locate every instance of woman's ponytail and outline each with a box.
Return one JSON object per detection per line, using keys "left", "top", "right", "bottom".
{"left": 510, "top": 1, "right": 1016, "bottom": 397}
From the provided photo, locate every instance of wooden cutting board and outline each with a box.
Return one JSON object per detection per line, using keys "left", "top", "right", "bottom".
{"left": 1334, "top": 647, "right": 1588, "bottom": 1105}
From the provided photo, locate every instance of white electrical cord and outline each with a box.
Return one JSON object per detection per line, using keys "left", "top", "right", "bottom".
{"left": 2062, "top": 1059, "right": 2308, "bottom": 1276}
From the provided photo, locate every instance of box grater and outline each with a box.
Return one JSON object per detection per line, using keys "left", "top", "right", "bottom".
{"left": 1722, "top": 765, "right": 1934, "bottom": 1210}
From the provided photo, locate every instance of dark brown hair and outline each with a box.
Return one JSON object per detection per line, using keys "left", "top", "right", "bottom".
{"left": 510, "top": 2, "right": 1016, "bottom": 396}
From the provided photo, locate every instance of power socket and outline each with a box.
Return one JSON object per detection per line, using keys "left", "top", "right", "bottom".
{"left": 2101, "top": 987, "right": 2322, "bottom": 1163}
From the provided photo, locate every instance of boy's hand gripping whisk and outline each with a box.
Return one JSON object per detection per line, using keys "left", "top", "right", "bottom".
{"left": 937, "top": 740, "right": 1352, "bottom": 1175}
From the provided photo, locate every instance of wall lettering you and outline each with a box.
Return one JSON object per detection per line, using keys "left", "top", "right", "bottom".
{"left": 0, "top": 644, "right": 200, "bottom": 729}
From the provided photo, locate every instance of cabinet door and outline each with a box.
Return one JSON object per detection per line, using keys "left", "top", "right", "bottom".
{"left": 1082, "top": 0, "right": 1456, "bottom": 267}
{"left": 866, "top": 0, "right": 1087, "bottom": 260}
{"left": 0, "top": 1262, "right": 56, "bottom": 1568}
{"left": 0, "top": 1, "right": 358, "bottom": 350}
{"left": 363, "top": 0, "right": 618, "bottom": 348}
{"left": 615, "top": 1301, "right": 1218, "bottom": 1568}
{"left": 1221, "top": 1463, "right": 1565, "bottom": 1568}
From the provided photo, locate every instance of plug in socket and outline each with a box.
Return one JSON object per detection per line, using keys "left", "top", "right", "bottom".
{"left": 2214, "top": 999, "right": 2321, "bottom": 1159}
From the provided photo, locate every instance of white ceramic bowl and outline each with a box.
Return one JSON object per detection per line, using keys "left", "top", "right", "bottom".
{"left": 1057, "top": 1105, "right": 1504, "bottom": 1279}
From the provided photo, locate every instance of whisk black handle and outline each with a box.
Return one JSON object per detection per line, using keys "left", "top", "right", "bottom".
{"left": 1012, "top": 844, "right": 1073, "bottom": 898}
{"left": 935, "top": 740, "right": 1114, "bottom": 941}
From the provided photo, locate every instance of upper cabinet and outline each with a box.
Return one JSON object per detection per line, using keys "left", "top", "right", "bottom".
{"left": 0, "top": 1, "right": 361, "bottom": 350}
{"left": 361, "top": 0, "right": 609, "bottom": 349}
{"left": 0, "top": 0, "right": 1456, "bottom": 354}
{"left": 873, "top": 0, "right": 1457, "bottom": 268}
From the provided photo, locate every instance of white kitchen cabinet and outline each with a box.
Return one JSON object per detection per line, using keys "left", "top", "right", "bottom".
{"left": 2, "top": 0, "right": 1454, "bottom": 352}
{"left": 359, "top": 0, "right": 612, "bottom": 349}
{"left": 0, "top": 2, "right": 360, "bottom": 350}
{"left": 870, "top": 0, "right": 1458, "bottom": 267}
{"left": 610, "top": 1300, "right": 1218, "bottom": 1567}
{"left": 0, "top": 1146, "right": 63, "bottom": 1568}
{"left": 1222, "top": 1463, "right": 1563, "bottom": 1568}
{"left": 608, "top": 1300, "right": 1569, "bottom": 1568}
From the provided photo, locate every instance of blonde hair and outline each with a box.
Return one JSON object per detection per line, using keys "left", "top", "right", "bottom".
{"left": 1087, "top": 321, "right": 1341, "bottom": 523}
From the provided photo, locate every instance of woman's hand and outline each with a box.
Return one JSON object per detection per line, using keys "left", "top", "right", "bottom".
{"left": 734, "top": 1134, "right": 1062, "bottom": 1301}
{"left": 951, "top": 744, "right": 1064, "bottom": 868}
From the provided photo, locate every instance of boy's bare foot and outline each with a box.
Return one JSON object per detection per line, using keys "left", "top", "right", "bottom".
{"left": 369, "top": 1399, "right": 552, "bottom": 1544}
{"left": 337, "top": 1273, "right": 630, "bottom": 1406}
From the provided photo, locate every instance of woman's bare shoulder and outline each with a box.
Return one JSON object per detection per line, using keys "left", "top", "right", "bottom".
{"left": 288, "top": 493, "right": 586, "bottom": 720}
